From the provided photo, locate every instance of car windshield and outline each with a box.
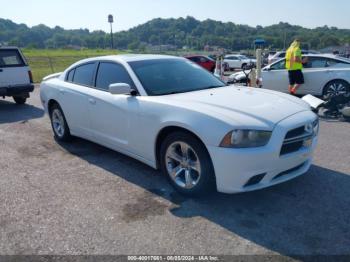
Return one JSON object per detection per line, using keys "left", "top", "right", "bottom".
{"left": 129, "top": 59, "right": 225, "bottom": 96}
{"left": 238, "top": 55, "right": 248, "bottom": 59}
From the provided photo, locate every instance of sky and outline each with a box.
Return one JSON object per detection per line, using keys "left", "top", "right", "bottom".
{"left": 1, "top": 0, "right": 350, "bottom": 32}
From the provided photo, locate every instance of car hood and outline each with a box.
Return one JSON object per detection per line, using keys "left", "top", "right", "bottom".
{"left": 159, "top": 86, "right": 310, "bottom": 129}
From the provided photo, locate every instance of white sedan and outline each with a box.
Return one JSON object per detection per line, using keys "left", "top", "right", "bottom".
{"left": 229, "top": 54, "right": 350, "bottom": 99}
{"left": 40, "top": 55, "right": 318, "bottom": 196}
{"left": 224, "top": 54, "right": 256, "bottom": 70}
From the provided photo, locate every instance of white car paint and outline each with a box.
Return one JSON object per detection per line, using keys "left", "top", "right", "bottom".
{"left": 0, "top": 47, "right": 31, "bottom": 88}
{"left": 229, "top": 54, "right": 350, "bottom": 97}
{"left": 40, "top": 54, "right": 318, "bottom": 194}
{"left": 224, "top": 54, "right": 256, "bottom": 69}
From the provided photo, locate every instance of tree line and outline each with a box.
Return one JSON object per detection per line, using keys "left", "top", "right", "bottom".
{"left": 1, "top": 16, "right": 349, "bottom": 51}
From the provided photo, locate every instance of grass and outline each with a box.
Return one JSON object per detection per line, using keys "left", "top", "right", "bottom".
{"left": 22, "top": 49, "right": 128, "bottom": 83}
{"left": 22, "top": 48, "right": 211, "bottom": 82}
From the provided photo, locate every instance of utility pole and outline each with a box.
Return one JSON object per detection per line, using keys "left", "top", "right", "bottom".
{"left": 108, "top": 14, "right": 114, "bottom": 49}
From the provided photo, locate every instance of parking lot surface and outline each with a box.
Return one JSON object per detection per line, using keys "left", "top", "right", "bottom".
{"left": 0, "top": 87, "right": 349, "bottom": 257}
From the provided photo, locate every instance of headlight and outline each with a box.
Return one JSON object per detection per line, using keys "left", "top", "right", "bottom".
{"left": 220, "top": 130, "right": 272, "bottom": 148}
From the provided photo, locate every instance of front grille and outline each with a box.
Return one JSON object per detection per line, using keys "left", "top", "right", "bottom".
{"left": 273, "top": 162, "right": 306, "bottom": 180}
{"left": 285, "top": 126, "right": 305, "bottom": 139}
{"left": 280, "top": 125, "right": 314, "bottom": 156}
{"left": 280, "top": 141, "right": 304, "bottom": 155}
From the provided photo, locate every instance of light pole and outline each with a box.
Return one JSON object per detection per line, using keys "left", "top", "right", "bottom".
{"left": 108, "top": 14, "right": 114, "bottom": 49}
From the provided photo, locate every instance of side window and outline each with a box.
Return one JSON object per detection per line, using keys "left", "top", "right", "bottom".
{"left": 66, "top": 69, "right": 75, "bottom": 82}
{"left": 278, "top": 52, "right": 286, "bottom": 58}
{"left": 304, "top": 57, "right": 327, "bottom": 68}
{"left": 0, "top": 49, "right": 25, "bottom": 67}
{"left": 199, "top": 57, "right": 207, "bottom": 63}
{"left": 326, "top": 58, "right": 350, "bottom": 67}
{"left": 72, "top": 63, "right": 95, "bottom": 86}
{"left": 270, "top": 59, "right": 286, "bottom": 70}
{"left": 95, "top": 62, "right": 135, "bottom": 91}
{"left": 190, "top": 57, "right": 200, "bottom": 63}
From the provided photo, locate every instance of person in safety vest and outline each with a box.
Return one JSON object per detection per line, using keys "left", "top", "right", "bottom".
{"left": 285, "top": 39, "right": 307, "bottom": 95}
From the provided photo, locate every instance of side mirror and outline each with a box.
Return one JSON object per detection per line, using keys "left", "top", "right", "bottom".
{"left": 109, "top": 83, "right": 135, "bottom": 95}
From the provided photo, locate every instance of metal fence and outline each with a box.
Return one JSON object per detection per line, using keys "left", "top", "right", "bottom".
{"left": 26, "top": 56, "right": 90, "bottom": 83}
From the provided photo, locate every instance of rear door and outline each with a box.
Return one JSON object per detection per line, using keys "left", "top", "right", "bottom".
{"left": 0, "top": 49, "right": 29, "bottom": 87}
{"left": 59, "top": 62, "right": 96, "bottom": 138}
{"left": 302, "top": 56, "right": 331, "bottom": 95}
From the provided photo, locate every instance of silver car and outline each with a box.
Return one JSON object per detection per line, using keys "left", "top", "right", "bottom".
{"left": 268, "top": 50, "right": 319, "bottom": 64}
{"left": 229, "top": 54, "right": 350, "bottom": 99}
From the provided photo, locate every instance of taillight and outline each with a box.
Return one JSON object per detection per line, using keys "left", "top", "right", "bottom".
{"left": 28, "top": 70, "right": 33, "bottom": 84}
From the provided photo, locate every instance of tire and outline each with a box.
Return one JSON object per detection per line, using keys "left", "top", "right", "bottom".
{"left": 323, "top": 80, "right": 350, "bottom": 100}
{"left": 49, "top": 103, "right": 72, "bottom": 142}
{"left": 13, "top": 96, "right": 27, "bottom": 105}
{"left": 241, "top": 63, "right": 247, "bottom": 70}
{"left": 160, "top": 131, "right": 216, "bottom": 196}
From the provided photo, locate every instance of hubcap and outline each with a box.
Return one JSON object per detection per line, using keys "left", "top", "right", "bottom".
{"left": 326, "top": 82, "right": 349, "bottom": 97}
{"left": 165, "top": 141, "right": 201, "bottom": 189}
{"left": 52, "top": 109, "right": 65, "bottom": 137}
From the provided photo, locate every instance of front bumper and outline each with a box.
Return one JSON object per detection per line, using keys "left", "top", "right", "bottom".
{"left": 208, "top": 111, "right": 318, "bottom": 194}
{"left": 0, "top": 84, "right": 34, "bottom": 97}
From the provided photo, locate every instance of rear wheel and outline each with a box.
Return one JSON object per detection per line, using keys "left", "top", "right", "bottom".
{"left": 160, "top": 131, "right": 215, "bottom": 196}
{"left": 13, "top": 96, "right": 27, "bottom": 105}
{"left": 323, "top": 80, "right": 350, "bottom": 100}
{"left": 49, "top": 103, "right": 72, "bottom": 142}
{"left": 241, "top": 63, "right": 247, "bottom": 70}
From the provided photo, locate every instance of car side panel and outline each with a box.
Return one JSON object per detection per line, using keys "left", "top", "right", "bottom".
{"left": 87, "top": 88, "right": 134, "bottom": 151}
{"left": 302, "top": 68, "right": 332, "bottom": 95}
{"left": 41, "top": 79, "right": 92, "bottom": 139}
{"left": 262, "top": 70, "right": 289, "bottom": 93}
{"left": 125, "top": 98, "right": 233, "bottom": 167}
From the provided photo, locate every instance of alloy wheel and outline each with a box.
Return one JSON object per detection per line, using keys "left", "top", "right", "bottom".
{"left": 165, "top": 141, "right": 202, "bottom": 189}
{"left": 326, "top": 81, "right": 349, "bottom": 97}
{"left": 52, "top": 108, "right": 65, "bottom": 138}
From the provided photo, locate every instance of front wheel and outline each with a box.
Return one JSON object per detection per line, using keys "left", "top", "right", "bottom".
{"left": 160, "top": 131, "right": 216, "bottom": 196}
{"left": 323, "top": 80, "right": 350, "bottom": 100}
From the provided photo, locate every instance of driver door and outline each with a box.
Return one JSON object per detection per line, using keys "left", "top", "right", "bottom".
{"left": 262, "top": 59, "right": 289, "bottom": 93}
{"left": 88, "top": 62, "right": 138, "bottom": 151}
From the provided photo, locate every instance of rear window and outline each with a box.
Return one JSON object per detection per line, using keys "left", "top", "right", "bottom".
{"left": 0, "top": 49, "right": 25, "bottom": 67}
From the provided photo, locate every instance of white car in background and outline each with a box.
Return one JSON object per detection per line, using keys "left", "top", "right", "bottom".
{"left": 0, "top": 46, "right": 34, "bottom": 104}
{"left": 224, "top": 54, "right": 256, "bottom": 70}
{"left": 40, "top": 55, "right": 318, "bottom": 196}
{"left": 268, "top": 50, "right": 319, "bottom": 64}
{"left": 229, "top": 54, "right": 350, "bottom": 99}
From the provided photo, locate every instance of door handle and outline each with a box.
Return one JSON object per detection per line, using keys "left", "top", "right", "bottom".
{"left": 89, "top": 98, "right": 96, "bottom": 105}
{"left": 59, "top": 89, "right": 65, "bottom": 94}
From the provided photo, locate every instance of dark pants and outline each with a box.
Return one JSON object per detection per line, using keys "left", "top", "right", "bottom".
{"left": 288, "top": 70, "right": 304, "bottom": 85}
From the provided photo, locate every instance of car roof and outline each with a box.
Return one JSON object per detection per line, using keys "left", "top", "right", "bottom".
{"left": 76, "top": 54, "right": 182, "bottom": 64}
{"left": 305, "top": 54, "right": 350, "bottom": 62}
{"left": 185, "top": 55, "right": 206, "bottom": 58}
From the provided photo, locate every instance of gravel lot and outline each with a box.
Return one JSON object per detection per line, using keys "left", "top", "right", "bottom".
{"left": 0, "top": 87, "right": 349, "bottom": 257}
